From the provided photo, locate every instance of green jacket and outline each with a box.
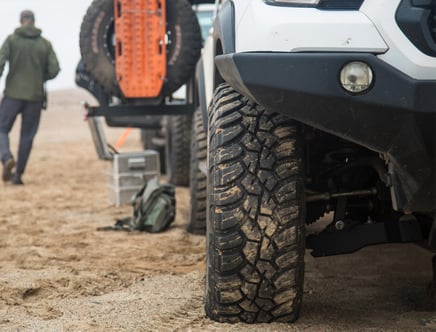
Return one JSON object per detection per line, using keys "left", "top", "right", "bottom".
{"left": 0, "top": 25, "right": 60, "bottom": 101}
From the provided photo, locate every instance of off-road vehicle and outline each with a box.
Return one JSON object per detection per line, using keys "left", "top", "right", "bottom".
{"left": 76, "top": 0, "right": 213, "bottom": 188}
{"left": 191, "top": 0, "right": 436, "bottom": 323}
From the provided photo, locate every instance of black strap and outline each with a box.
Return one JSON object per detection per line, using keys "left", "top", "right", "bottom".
{"left": 96, "top": 217, "right": 134, "bottom": 232}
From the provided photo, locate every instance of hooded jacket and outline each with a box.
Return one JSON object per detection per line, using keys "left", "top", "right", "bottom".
{"left": 0, "top": 25, "right": 60, "bottom": 101}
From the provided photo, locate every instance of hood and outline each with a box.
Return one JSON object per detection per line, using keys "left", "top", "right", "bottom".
{"left": 14, "top": 26, "right": 42, "bottom": 38}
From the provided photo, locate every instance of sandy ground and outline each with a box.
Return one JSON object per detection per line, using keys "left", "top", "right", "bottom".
{"left": 0, "top": 89, "right": 436, "bottom": 331}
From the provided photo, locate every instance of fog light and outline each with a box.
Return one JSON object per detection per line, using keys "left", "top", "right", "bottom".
{"left": 340, "top": 61, "right": 373, "bottom": 93}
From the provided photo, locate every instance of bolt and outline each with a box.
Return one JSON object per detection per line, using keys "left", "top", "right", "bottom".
{"left": 335, "top": 220, "right": 345, "bottom": 230}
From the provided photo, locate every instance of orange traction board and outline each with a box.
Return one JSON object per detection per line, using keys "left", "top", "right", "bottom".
{"left": 114, "top": 0, "right": 167, "bottom": 98}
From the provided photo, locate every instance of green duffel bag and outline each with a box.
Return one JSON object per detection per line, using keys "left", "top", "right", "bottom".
{"left": 130, "top": 177, "right": 176, "bottom": 233}
{"left": 99, "top": 177, "right": 176, "bottom": 233}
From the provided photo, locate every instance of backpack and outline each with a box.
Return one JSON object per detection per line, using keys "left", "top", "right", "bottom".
{"left": 99, "top": 177, "right": 176, "bottom": 233}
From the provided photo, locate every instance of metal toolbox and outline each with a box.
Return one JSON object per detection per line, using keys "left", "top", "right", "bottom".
{"left": 111, "top": 150, "right": 160, "bottom": 177}
{"left": 107, "top": 150, "right": 160, "bottom": 206}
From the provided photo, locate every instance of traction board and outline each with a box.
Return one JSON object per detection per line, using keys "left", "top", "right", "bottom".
{"left": 114, "top": 0, "right": 167, "bottom": 98}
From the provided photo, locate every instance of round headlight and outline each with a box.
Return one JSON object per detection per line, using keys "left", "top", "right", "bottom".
{"left": 340, "top": 61, "right": 373, "bottom": 94}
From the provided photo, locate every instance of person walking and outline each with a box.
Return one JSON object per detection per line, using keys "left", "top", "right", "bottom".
{"left": 0, "top": 10, "right": 60, "bottom": 185}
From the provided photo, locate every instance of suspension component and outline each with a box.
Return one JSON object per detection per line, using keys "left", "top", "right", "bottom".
{"left": 306, "top": 187, "right": 377, "bottom": 203}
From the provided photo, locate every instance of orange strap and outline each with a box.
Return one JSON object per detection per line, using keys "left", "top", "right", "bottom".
{"left": 114, "top": 127, "right": 133, "bottom": 150}
{"left": 114, "top": 0, "right": 167, "bottom": 98}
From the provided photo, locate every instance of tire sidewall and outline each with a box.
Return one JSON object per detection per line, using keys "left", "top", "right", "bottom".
{"left": 80, "top": 0, "right": 118, "bottom": 95}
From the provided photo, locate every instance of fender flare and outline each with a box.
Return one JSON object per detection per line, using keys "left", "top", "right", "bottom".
{"left": 213, "top": 1, "right": 235, "bottom": 55}
{"left": 197, "top": 0, "right": 236, "bottom": 132}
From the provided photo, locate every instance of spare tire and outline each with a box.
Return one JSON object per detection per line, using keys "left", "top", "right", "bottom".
{"left": 79, "top": 0, "right": 202, "bottom": 98}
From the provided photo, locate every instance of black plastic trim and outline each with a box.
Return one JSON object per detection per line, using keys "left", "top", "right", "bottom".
{"left": 264, "top": 0, "right": 363, "bottom": 10}
{"left": 189, "top": 0, "right": 215, "bottom": 4}
{"left": 396, "top": 0, "right": 436, "bottom": 56}
{"left": 318, "top": 0, "right": 363, "bottom": 10}
{"left": 215, "top": 52, "right": 436, "bottom": 212}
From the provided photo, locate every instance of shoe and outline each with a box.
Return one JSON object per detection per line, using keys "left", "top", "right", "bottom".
{"left": 11, "top": 173, "right": 23, "bottom": 185}
{"left": 2, "top": 158, "right": 16, "bottom": 182}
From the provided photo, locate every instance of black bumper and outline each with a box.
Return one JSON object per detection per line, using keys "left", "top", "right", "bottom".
{"left": 215, "top": 52, "right": 436, "bottom": 212}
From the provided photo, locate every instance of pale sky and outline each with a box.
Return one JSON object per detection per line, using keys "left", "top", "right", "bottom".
{"left": 0, "top": 0, "right": 92, "bottom": 91}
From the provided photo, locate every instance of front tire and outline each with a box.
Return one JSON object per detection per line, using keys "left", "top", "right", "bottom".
{"left": 205, "top": 84, "right": 306, "bottom": 323}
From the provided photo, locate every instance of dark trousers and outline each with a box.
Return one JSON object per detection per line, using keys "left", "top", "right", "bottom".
{"left": 0, "top": 97, "right": 42, "bottom": 175}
